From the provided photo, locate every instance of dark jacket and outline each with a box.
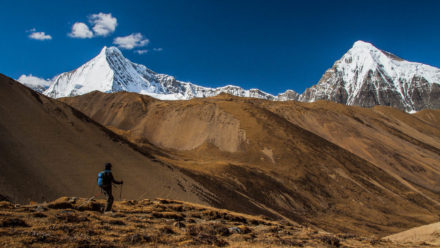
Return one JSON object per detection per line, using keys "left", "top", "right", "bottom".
{"left": 101, "top": 170, "right": 122, "bottom": 189}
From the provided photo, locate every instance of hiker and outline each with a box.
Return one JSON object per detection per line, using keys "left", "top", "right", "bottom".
{"left": 97, "top": 162, "right": 123, "bottom": 212}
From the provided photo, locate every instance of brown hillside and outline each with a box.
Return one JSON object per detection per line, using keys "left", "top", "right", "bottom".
{"left": 262, "top": 101, "right": 440, "bottom": 200}
{"left": 0, "top": 74, "right": 210, "bottom": 205}
{"left": 61, "top": 92, "right": 440, "bottom": 236}
{"left": 415, "top": 109, "right": 440, "bottom": 128}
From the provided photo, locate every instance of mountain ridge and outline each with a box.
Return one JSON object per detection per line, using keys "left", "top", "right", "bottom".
{"left": 299, "top": 41, "right": 440, "bottom": 111}
{"left": 42, "top": 46, "right": 279, "bottom": 100}
{"left": 18, "top": 40, "right": 440, "bottom": 111}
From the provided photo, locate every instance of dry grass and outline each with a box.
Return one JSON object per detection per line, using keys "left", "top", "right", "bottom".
{"left": 0, "top": 197, "right": 427, "bottom": 248}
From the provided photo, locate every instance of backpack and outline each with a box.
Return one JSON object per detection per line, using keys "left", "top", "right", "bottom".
{"left": 97, "top": 170, "right": 111, "bottom": 187}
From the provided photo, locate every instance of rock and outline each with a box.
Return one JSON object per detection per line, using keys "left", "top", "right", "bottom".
{"left": 228, "top": 226, "right": 242, "bottom": 234}
{"left": 34, "top": 205, "right": 47, "bottom": 212}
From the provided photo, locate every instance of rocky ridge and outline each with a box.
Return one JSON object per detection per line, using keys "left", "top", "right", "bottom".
{"left": 42, "top": 46, "right": 277, "bottom": 100}
{"left": 20, "top": 41, "right": 440, "bottom": 111}
{"left": 299, "top": 41, "right": 440, "bottom": 111}
{"left": 19, "top": 41, "right": 440, "bottom": 112}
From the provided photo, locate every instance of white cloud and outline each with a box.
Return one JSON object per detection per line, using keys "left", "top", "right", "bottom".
{"left": 28, "top": 30, "right": 52, "bottom": 40}
{"left": 113, "top": 33, "right": 149, "bottom": 49}
{"left": 153, "top": 48, "right": 163, "bottom": 52}
{"left": 135, "top": 49, "right": 148, "bottom": 55}
{"left": 89, "top": 12, "right": 117, "bottom": 37}
{"left": 68, "top": 22, "right": 93, "bottom": 38}
{"left": 17, "top": 74, "right": 52, "bottom": 87}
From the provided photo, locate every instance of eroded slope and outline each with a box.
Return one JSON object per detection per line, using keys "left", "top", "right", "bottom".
{"left": 61, "top": 92, "right": 440, "bottom": 236}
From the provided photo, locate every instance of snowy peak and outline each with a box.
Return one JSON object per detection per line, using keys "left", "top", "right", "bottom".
{"left": 349, "top": 41, "right": 403, "bottom": 63}
{"left": 339, "top": 40, "right": 440, "bottom": 85}
{"left": 28, "top": 41, "right": 440, "bottom": 111}
{"left": 44, "top": 46, "right": 159, "bottom": 98}
{"left": 105, "top": 46, "right": 122, "bottom": 56}
{"left": 43, "top": 46, "right": 281, "bottom": 101}
{"left": 351, "top": 40, "right": 377, "bottom": 50}
{"left": 300, "top": 40, "right": 440, "bottom": 111}
{"left": 44, "top": 46, "right": 114, "bottom": 98}
{"left": 97, "top": 46, "right": 124, "bottom": 60}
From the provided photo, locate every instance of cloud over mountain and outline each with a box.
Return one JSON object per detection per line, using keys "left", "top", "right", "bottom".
{"left": 113, "top": 33, "right": 149, "bottom": 49}
{"left": 89, "top": 12, "right": 117, "bottom": 37}
{"left": 68, "top": 12, "right": 117, "bottom": 38}
{"left": 69, "top": 22, "right": 93, "bottom": 38}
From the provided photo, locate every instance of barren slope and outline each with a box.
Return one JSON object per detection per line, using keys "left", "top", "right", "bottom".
{"left": 261, "top": 101, "right": 440, "bottom": 202}
{"left": 61, "top": 92, "right": 440, "bottom": 236}
{"left": 0, "top": 74, "right": 210, "bottom": 205}
{"left": 384, "top": 221, "right": 440, "bottom": 247}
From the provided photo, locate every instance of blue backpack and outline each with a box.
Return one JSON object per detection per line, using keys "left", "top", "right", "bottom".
{"left": 97, "top": 170, "right": 111, "bottom": 187}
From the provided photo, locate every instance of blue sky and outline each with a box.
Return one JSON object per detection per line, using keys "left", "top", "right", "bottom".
{"left": 1, "top": 0, "right": 439, "bottom": 94}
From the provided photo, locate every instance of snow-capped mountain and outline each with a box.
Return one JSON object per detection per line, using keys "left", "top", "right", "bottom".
{"left": 24, "top": 41, "right": 440, "bottom": 111}
{"left": 299, "top": 41, "right": 440, "bottom": 111}
{"left": 44, "top": 46, "right": 277, "bottom": 100}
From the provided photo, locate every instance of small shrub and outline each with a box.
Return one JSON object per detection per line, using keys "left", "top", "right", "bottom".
{"left": 29, "top": 231, "right": 58, "bottom": 243}
{"left": 187, "top": 223, "right": 230, "bottom": 237}
{"left": 76, "top": 239, "right": 90, "bottom": 248}
{"left": 124, "top": 233, "right": 152, "bottom": 244}
{"left": 223, "top": 214, "right": 247, "bottom": 223}
{"left": 108, "top": 219, "right": 125, "bottom": 225}
{"left": 191, "top": 233, "right": 229, "bottom": 247}
{"left": 167, "top": 204, "right": 184, "bottom": 212}
{"left": 174, "top": 221, "right": 186, "bottom": 228}
{"left": 159, "top": 226, "right": 175, "bottom": 234}
{"left": 33, "top": 213, "right": 47, "bottom": 218}
{"left": 0, "top": 218, "right": 29, "bottom": 227}
{"left": 56, "top": 212, "right": 89, "bottom": 223}
{"left": 152, "top": 211, "right": 184, "bottom": 221}
{"left": 77, "top": 202, "right": 104, "bottom": 212}
{"left": 190, "top": 213, "right": 201, "bottom": 219}
{"left": 159, "top": 199, "right": 172, "bottom": 204}
{"left": 319, "top": 235, "right": 340, "bottom": 247}
{"left": 48, "top": 200, "right": 73, "bottom": 209}
{"left": 152, "top": 211, "right": 163, "bottom": 218}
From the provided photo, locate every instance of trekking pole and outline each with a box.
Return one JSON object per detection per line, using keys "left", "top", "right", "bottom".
{"left": 120, "top": 183, "right": 123, "bottom": 201}
{"left": 92, "top": 179, "right": 97, "bottom": 197}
